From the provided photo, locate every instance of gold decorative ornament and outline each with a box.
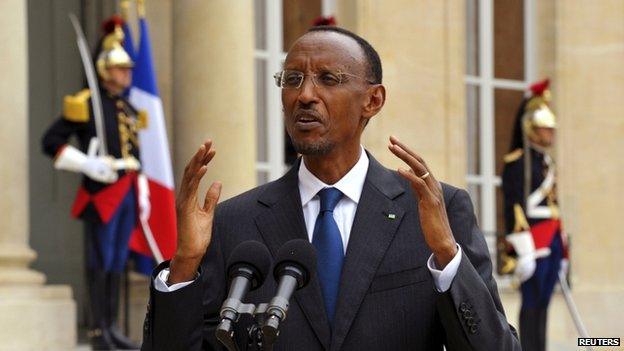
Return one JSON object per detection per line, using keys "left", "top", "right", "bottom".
{"left": 138, "top": 0, "right": 146, "bottom": 18}
{"left": 63, "top": 89, "right": 91, "bottom": 123}
{"left": 137, "top": 110, "right": 149, "bottom": 129}
{"left": 504, "top": 148, "right": 523, "bottom": 163}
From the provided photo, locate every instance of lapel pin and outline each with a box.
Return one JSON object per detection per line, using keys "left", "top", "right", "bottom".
{"left": 387, "top": 213, "right": 396, "bottom": 219}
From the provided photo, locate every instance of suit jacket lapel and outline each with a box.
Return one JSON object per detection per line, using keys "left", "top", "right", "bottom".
{"left": 254, "top": 160, "right": 331, "bottom": 350}
{"left": 330, "top": 155, "right": 406, "bottom": 351}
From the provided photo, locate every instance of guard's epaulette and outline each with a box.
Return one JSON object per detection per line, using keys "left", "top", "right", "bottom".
{"left": 504, "top": 148, "right": 523, "bottom": 163}
{"left": 63, "top": 89, "right": 91, "bottom": 123}
{"left": 136, "top": 110, "right": 149, "bottom": 129}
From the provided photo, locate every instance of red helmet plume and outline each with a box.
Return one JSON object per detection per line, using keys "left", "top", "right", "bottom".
{"left": 101, "top": 15, "right": 125, "bottom": 35}
{"left": 529, "top": 79, "right": 549, "bottom": 97}
{"left": 312, "top": 16, "right": 337, "bottom": 27}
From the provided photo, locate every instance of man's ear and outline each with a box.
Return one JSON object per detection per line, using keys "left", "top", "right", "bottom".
{"left": 362, "top": 84, "right": 386, "bottom": 122}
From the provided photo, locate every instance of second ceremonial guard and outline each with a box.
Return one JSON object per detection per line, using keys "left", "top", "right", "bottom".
{"left": 502, "top": 79, "right": 569, "bottom": 351}
{"left": 41, "top": 16, "right": 146, "bottom": 350}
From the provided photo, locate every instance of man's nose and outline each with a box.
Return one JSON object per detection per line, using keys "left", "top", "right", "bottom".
{"left": 297, "top": 76, "right": 320, "bottom": 105}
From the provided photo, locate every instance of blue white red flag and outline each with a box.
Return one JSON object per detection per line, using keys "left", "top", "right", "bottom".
{"left": 123, "top": 17, "right": 177, "bottom": 273}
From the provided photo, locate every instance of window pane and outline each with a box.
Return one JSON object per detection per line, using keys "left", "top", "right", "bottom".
{"left": 466, "top": 0, "right": 479, "bottom": 76}
{"left": 494, "top": 88, "right": 524, "bottom": 177}
{"left": 255, "top": 59, "right": 267, "bottom": 162}
{"left": 254, "top": 0, "right": 266, "bottom": 50}
{"left": 494, "top": 0, "right": 524, "bottom": 80}
{"left": 466, "top": 85, "right": 481, "bottom": 175}
{"left": 283, "top": 0, "right": 321, "bottom": 52}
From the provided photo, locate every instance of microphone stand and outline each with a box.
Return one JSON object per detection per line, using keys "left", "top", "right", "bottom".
{"left": 218, "top": 303, "right": 276, "bottom": 351}
{"left": 216, "top": 301, "right": 256, "bottom": 351}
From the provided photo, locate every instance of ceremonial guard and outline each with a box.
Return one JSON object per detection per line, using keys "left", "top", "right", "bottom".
{"left": 502, "top": 79, "right": 568, "bottom": 351}
{"left": 42, "top": 16, "right": 145, "bottom": 350}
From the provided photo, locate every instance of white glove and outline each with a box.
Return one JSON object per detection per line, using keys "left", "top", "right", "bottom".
{"left": 559, "top": 258, "right": 569, "bottom": 277}
{"left": 507, "top": 231, "right": 551, "bottom": 283}
{"left": 515, "top": 255, "right": 536, "bottom": 283}
{"left": 82, "top": 156, "right": 118, "bottom": 183}
{"left": 54, "top": 138, "right": 118, "bottom": 184}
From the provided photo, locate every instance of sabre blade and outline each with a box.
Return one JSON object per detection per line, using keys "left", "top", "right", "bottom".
{"left": 558, "top": 271, "right": 593, "bottom": 351}
{"left": 68, "top": 13, "right": 108, "bottom": 156}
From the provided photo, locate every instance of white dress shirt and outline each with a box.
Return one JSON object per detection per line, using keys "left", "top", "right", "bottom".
{"left": 298, "top": 146, "right": 369, "bottom": 252}
{"left": 155, "top": 146, "right": 462, "bottom": 293}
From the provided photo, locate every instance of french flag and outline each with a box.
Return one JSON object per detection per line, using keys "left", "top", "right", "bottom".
{"left": 124, "top": 17, "right": 177, "bottom": 273}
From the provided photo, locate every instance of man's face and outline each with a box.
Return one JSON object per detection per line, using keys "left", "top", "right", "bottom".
{"left": 281, "top": 32, "right": 375, "bottom": 156}
{"left": 533, "top": 127, "right": 555, "bottom": 147}
{"left": 106, "top": 67, "right": 133, "bottom": 90}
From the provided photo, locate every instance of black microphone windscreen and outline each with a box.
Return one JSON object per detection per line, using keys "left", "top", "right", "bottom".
{"left": 274, "top": 239, "right": 317, "bottom": 288}
{"left": 226, "top": 240, "right": 272, "bottom": 290}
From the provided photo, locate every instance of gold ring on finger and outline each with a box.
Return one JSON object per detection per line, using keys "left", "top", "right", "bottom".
{"left": 419, "top": 171, "right": 430, "bottom": 179}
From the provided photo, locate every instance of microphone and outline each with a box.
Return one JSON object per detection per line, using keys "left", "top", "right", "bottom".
{"left": 216, "top": 240, "right": 272, "bottom": 350}
{"left": 262, "top": 239, "right": 316, "bottom": 345}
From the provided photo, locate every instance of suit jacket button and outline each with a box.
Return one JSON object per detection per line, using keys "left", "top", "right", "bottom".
{"left": 459, "top": 303, "right": 468, "bottom": 312}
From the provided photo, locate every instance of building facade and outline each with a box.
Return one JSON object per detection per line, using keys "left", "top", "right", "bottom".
{"left": 0, "top": 0, "right": 622, "bottom": 349}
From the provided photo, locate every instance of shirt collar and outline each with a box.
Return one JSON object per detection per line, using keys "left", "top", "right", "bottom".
{"left": 298, "top": 146, "right": 369, "bottom": 206}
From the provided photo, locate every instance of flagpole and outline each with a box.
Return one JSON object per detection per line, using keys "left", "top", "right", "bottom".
{"left": 126, "top": 0, "right": 178, "bottom": 265}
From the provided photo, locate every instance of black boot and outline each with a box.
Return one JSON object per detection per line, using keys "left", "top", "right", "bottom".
{"left": 107, "top": 272, "right": 140, "bottom": 350}
{"left": 87, "top": 269, "right": 115, "bottom": 350}
{"left": 88, "top": 327, "right": 115, "bottom": 351}
{"left": 519, "top": 308, "right": 540, "bottom": 351}
{"left": 536, "top": 308, "right": 548, "bottom": 351}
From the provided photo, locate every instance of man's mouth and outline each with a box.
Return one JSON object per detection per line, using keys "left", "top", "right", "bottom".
{"left": 293, "top": 111, "right": 323, "bottom": 130}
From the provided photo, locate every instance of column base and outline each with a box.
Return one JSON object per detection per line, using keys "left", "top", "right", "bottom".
{"left": 0, "top": 284, "right": 76, "bottom": 351}
{"left": 126, "top": 272, "right": 150, "bottom": 342}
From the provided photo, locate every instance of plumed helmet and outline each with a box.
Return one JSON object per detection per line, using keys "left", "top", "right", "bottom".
{"left": 522, "top": 79, "right": 556, "bottom": 136}
{"left": 509, "top": 78, "right": 557, "bottom": 151}
{"left": 96, "top": 15, "right": 134, "bottom": 81}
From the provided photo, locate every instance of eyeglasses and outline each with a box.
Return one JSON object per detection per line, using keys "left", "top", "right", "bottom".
{"left": 273, "top": 69, "right": 375, "bottom": 89}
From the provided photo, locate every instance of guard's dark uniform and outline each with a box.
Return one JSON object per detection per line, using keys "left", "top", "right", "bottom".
{"left": 41, "top": 15, "right": 143, "bottom": 350}
{"left": 42, "top": 86, "right": 145, "bottom": 270}
{"left": 501, "top": 79, "right": 568, "bottom": 351}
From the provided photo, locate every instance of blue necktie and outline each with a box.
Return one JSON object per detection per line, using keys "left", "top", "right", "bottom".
{"left": 312, "top": 187, "right": 344, "bottom": 325}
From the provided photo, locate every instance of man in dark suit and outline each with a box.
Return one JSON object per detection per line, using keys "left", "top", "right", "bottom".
{"left": 142, "top": 26, "right": 521, "bottom": 350}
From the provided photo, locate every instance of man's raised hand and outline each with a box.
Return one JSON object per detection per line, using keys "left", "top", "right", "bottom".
{"left": 169, "top": 140, "right": 222, "bottom": 284}
{"left": 388, "top": 136, "right": 457, "bottom": 268}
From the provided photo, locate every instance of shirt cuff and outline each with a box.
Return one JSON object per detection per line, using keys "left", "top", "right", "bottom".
{"left": 154, "top": 268, "right": 197, "bottom": 292}
{"left": 427, "top": 244, "right": 462, "bottom": 292}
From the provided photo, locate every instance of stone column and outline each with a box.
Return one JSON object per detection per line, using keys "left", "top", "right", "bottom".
{"left": 173, "top": 0, "right": 256, "bottom": 200}
{"left": 336, "top": 0, "right": 466, "bottom": 186}
{"left": 552, "top": 0, "right": 624, "bottom": 339}
{"left": 0, "top": 0, "right": 75, "bottom": 349}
